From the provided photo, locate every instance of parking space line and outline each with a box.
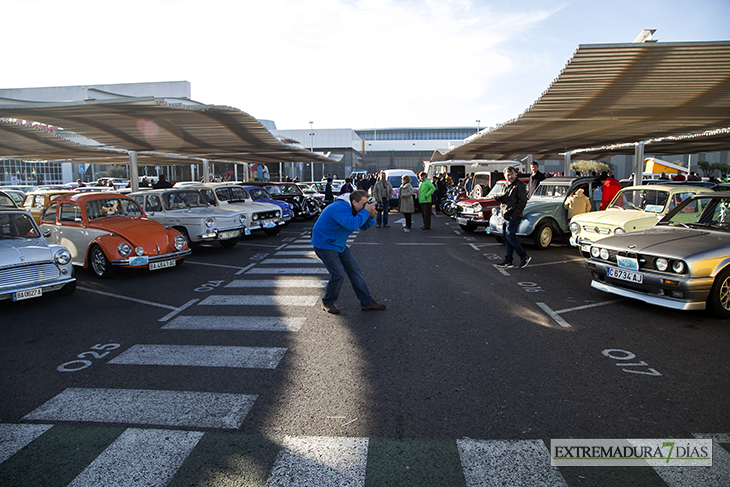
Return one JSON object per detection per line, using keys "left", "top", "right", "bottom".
{"left": 78, "top": 287, "right": 182, "bottom": 311}
{"left": 0, "top": 424, "right": 53, "bottom": 464}
{"left": 261, "top": 258, "right": 320, "bottom": 264}
{"left": 226, "top": 279, "right": 326, "bottom": 288}
{"left": 246, "top": 267, "right": 329, "bottom": 274}
{"left": 529, "top": 258, "right": 584, "bottom": 267}
{"left": 553, "top": 299, "right": 623, "bottom": 314}
{"left": 158, "top": 299, "right": 200, "bottom": 322}
{"left": 185, "top": 261, "right": 252, "bottom": 272}
{"left": 536, "top": 302, "right": 573, "bottom": 328}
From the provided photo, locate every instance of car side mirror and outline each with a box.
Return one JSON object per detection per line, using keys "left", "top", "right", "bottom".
{"left": 42, "top": 229, "right": 51, "bottom": 238}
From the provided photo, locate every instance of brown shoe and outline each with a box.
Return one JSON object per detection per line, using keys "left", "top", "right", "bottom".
{"left": 322, "top": 302, "right": 340, "bottom": 314}
{"left": 375, "top": 225, "right": 381, "bottom": 228}
{"left": 383, "top": 225, "right": 390, "bottom": 228}
{"left": 361, "top": 300, "right": 386, "bottom": 311}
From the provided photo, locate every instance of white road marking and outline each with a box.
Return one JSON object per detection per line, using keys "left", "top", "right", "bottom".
{"left": 198, "top": 295, "right": 319, "bottom": 306}
{"left": 0, "top": 424, "right": 53, "bottom": 463}
{"left": 470, "top": 243, "right": 480, "bottom": 250}
{"left": 162, "top": 315, "right": 306, "bottom": 332}
{"left": 22, "top": 388, "right": 257, "bottom": 429}
{"left": 293, "top": 239, "right": 312, "bottom": 243}
{"left": 655, "top": 433, "right": 730, "bottom": 487}
{"left": 553, "top": 299, "right": 623, "bottom": 314}
{"left": 78, "top": 287, "right": 179, "bottom": 310}
{"left": 492, "top": 264, "right": 511, "bottom": 276}
{"left": 536, "top": 303, "right": 573, "bottom": 328}
{"left": 268, "top": 436, "right": 369, "bottom": 487}
{"left": 528, "top": 259, "right": 584, "bottom": 267}
{"left": 184, "top": 261, "right": 252, "bottom": 271}
{"left": 226, "top": 279, "right": 326, "bottom": 288}
{"left": 261, "top": 258, "right": 320, "bottom": 264}
{"left": 457, "top": 439, "right": 568, "bottom": 487}
{"left": 246, "top": 267, "right": 329, "bottom": 275}
{"left": 274, "top": 251, "right": 318, "bottom": 257}
{"left": 109, "top": 344, "right": 287, "bottom": 369}
{"left": 284, "top": 245, "right": 314, "bottom": 249}
{"left": 67, "top": 428, "right": 203, "bottom": 487}
{"left": 158, "top": 299, "right": 200, "bottom": 322}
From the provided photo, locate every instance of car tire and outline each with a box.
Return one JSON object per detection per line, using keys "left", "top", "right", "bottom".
{"left": 220, "top": 238, "right": 239, "bottom": 248}
{"left": 472, "top": 184, "right": 487, "bottom": 198}
{"left": 56, "top": 280, "right": 76, "bottom": 297}
{"left": 533, "top": 222, "right": 553, "bottom": 250}
{"left": 89, "top": 245, "right": 116, "bottom": 278}
{"left": 264, "top": 226, "right": 281, "bottom": 236}
{"left": 708, "top": 266, "right": 730, "bottom": 319}
{"left": 459, "top": 223, "right": 476, "bottom": 233}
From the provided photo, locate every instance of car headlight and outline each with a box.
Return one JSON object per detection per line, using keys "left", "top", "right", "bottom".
{"left": 614, "top": 227, "right": 626, "bottom": 235}
{"left": 600, "top": 248, "right": 610, "bottom": 260}
{"left": 569, "top": 222, "right": 580, "bottom": 234}
{"left": 656, "top": 257, "right": 668, "bottom": 271}
{"left": 205, "top": 217, "right": 215, "bottom": 228}
{"left": 276, "top": 210, "right": 281, "bottom": 218}
{"left": 253, "top": 214, "right": 259, "bottom": 221}
{"left": 174, "top": 234, "right": 186, "bottom": 250}
{"left": 672, "top": 260, "right": 686, "bottom": 274}
{"left": 471, "top": 203, "right": 481, "bottom": 210}
{"left": 590, "top": 246, "right": 601, "bottom": 258}
{"left": 135, "top": 246, "right": 144, "bottom": 256}
{"left": 54, "top": 248, "right": 71, "bottom": 265}
{"left": 239, "top": 214, "right": 246, "bottom": 224}
{"left": 118, "top": 242, "right": 132, "bottom": 256}
{"left": 491, "top": 208, "right": 498, "bottom": 216}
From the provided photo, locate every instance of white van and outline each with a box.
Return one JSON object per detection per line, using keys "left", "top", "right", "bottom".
{"left": 425, "top": 160, "right": 523, "bottom": 182}
{"left": 381, "top": 169, "right": 420, "bottom": 210}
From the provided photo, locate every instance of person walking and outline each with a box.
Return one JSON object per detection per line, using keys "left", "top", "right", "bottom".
{"left": 323, "top": 177, "right": 335, "bottom": 205}
{"left": 495, "top": 166, "right": 531, "bottom": 269}
{"left": 418, "top": 171, "right": 435, "bottom": 230}
{"left": 398, "top": 174, "right": 415, "bottom": 229}
{"left": 528, "top": 161, "right": 546, "bottom": 198}
{"left": 372, "top": 172, "right": 393, "bottom": 228}
{"left": 311, "top": 190, "right": 387, "bottom": 314}
{"left": 339, "top": 177, "right": 354, "bottom": 194}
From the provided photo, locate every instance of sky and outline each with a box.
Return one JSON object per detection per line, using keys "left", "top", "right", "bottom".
{"left": 4, "top": 0, "right": 729, "bottom": 131}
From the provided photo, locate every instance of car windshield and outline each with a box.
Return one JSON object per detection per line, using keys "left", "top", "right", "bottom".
{"left": 0, "top": 212, "right": 40, "bottom": 239}
{"left": 162, "top": 191, "right": 208, "bottom": 210}
{"left": 660, "top": 195, "right": 730, "bottom": 232}
{"left": 487, "top": 181, "right": 507, "bottom": 198}
{"left": 248, "top": 188, "right": 270, "bottom": 200}
{"left": 609, "top": 188, "right": 669, "bottom": 212}
{"left": 263, "top": 185, "right": 283, "bottom": 195}
{"left": 0, "top": 193, "right": 15, "bottom": 208}
{"left": 278, "top": 184, "right": 301, "bottom": 195}
{"left": 85, "top": 198, "right": 144, "bottom": 220}
{"left": 215, "top": 186, "right": 249, "bottom": 202}
{"left": 298, "top": 185, "right": 316, "bottom": 194}
{"left": 532, "top": 182, "right": 569, "bottom": 199}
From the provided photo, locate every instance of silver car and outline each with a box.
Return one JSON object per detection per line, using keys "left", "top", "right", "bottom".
{"left": 0, "top": 208, "right": 76, "bottom": 301}
{"left": 129, "top": 189, "right": 246, "bottom": 248}
{"left": 585, "top": 191, "right": 730, "bottom": 318}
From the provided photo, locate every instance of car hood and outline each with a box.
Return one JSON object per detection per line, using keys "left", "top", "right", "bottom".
{"left": 594, "top": 227, "right": 730, "bottom": 258}
{"left": 0, "top": 239, "right": 55, "bottom": 264}
{"left": 523, "top": 199, "right": 560, "bottom": 214}
{"left": 221, "top": 200, "right": 280, "bottom": 213}
{"left": 162, "top": 207, "right": 242, "bottom": 217}
{"left": 572, "top": 209, "right": 660, "bottom": 229}
{"left": 458, "top": 197, "right": 497, "bottom": 206}
{"left": 88, "top": 217, "right": 172, "bottom": 242}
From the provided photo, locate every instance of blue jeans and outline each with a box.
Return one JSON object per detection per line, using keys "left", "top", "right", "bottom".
{"left": 314, "top": 246, "right": 373, "bottom": 307}
{"left": 376, "top": 199, "right": 390, "bottom": 225}
{"left": 503, "top": 219, "right": 527, "bottom": 263}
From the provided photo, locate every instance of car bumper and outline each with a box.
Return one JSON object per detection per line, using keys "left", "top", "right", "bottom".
{"left": 0, "top": 277, "right": 76, "bottom": 301}
{"left": 454, "top": 215, "right": 488, "bottom": 227}
{"left": 245, "top": 219, "right": 284, "bottom": 233}
{"left": 112, "top": 249, "right": 192, "bottom": 267}
{"left": 198, "top": 226, "right": 244, "bottom": 241}
{"left": 586, "top": 259, "right": 714, "bottom": 311}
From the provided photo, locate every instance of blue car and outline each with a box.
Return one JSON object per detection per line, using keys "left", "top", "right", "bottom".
{"left": 244, "top": 186, "right": 293, "bottom": 223}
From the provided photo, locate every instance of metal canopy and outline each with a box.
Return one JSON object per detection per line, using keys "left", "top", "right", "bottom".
{"left": 0, "top": 97, "right": 334, "bottom": 165}
{"left": 432, "top": 41, "right": 730, "bottom": 162}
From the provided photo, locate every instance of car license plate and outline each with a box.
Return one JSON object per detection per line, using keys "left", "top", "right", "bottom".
{"left": 607, "top": 266, "right": 644, "bottom": 284}
{"left": 457, "top": 218, "right": 469, "bottom": 225}
{"left": 149, "top": 259, "right": 176, "bottom": 271}
{"left": 264, "top": 221, "right": 276, "bottom": 228}
{"left": 129, "top": 256, "right": 149, "bottom": 266}
{"left": 581, "top": 244, "right": 591, "bottom": 252}
{"left": 13, "top": 288, "right": 42, "bottom": 301}
{"left": 220, "top": 230, "right": 239, "bottom": 240}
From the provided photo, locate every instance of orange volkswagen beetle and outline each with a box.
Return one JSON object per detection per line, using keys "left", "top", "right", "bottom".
{"left": 39, "top": 192, "right": 190, "bottom": 278}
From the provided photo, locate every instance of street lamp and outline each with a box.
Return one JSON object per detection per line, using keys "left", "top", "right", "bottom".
{"left": 476, "top": 119, "right": 481, "bottom": 133}
{"left": 309, "top": 121, "right": 314, "bottom": 181}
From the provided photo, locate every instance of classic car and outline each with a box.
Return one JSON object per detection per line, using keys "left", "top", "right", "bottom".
{"left": 570, "top": 184, "right": 714, "bottom": 250}
{"left": 129, "top": 188, "right": 246, "bottom": 248}
{"left": 297, "top": 183, "right": 326, "bottom": 207}
{"left": 39, "top": 193, "right": 189, "bottom": 278}
{"left": 179, "top": 183, "right": 284, "bottom": 236}
{"left": 0, "top": 191, "right": 17, "bottom": 208}
{"left": 2, "top": 188, "right": 25, "bottom": 206}
{"left": 489, "top": 176, "right": 603, "bottom": 249}
{"left": 21, "top": 190, "right": 77, "bottom": 224}
{"left": 244, "top": 185, "right": 293, "bottom": 223}
{"left": 245, "top": 181, "right": 320, "bottom": 220}
{"left": 454, "top": 178, "right": 528, "bottom": 232}
{"left": 0, "top": 207, "right": 76, "bottom": 301}
{"left": 584, "top": 191, "right": 730, "bottom": 318}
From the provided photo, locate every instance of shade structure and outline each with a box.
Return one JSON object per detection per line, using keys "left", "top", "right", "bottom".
{"left": 432, "top": 41, "right": 730, "bottom": 161}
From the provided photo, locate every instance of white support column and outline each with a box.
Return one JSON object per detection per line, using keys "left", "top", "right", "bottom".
{"left": 129, "top": 151, "right": 139, "bottom": 192}
{"left": 634, "top": 141, "right": 646, "bottom": 186}
{"left": 202, "top": 159, "right": 209, "bottom": 183}
{"left": 563, "top": 151, "right": 573, "bottom": 176}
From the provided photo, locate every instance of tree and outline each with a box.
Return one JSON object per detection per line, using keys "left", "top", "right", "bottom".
{"left": 570, "top": 160, "right": 613, "bottom": 176}
{"left": 697, "top": 160, "right": 711, "bottom": 177}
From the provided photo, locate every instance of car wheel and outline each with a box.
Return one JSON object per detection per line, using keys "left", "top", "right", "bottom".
{"left": 472, "top": 184, "right": 487, "bottom": 198}
{"left": 264, "top": 226, "right": 281, "bottom": 236}
{"left": 533, "top": 222, "right": 553, "bottom": 250}
{"left": 442, "top": 201, "right": 457, "bottom": 217}
{"left": 56, "top": 280, "right": 76, "bottom": 297}
{"left": 459, "top": 223, "right": 476, "bottom": 233}
{"left": 89, "top": 245, "right": 116, "bottom": 278}
{"left": 220, "top": 238, "right": 239, "bottom": 248}
{"left": 708, "top": 266, "right": 730, "bottom": 319}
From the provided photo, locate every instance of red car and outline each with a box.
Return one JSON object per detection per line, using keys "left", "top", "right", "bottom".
{"left": 453, "top": 177, "right": 528, "bottom": 232}
{"left": 39, "top": 192, "right": 191, "bottom": 278}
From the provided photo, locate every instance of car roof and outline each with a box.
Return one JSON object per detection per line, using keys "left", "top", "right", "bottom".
{"left": 620, "top": 184, "right": 714, "bottom": 193}
{"left": 49, "top": 192, "right": 135, "bottom": 203}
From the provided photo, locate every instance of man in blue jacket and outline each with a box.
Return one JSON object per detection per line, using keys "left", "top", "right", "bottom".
{"left": 312, "top": 190, "right": 387, "bottom": 314}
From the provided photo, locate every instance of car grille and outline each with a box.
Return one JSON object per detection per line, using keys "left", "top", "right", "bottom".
{"left": 579, "top": 224, "right": 612, "bottom": 236}
{"left": 594, "top": 249, "right": 658, "bottom": 271}
{"left": 0, "top": 262, "right": 60, "bottom": 288}
{"left": 255, "top": 211, "right": 279, "bottom": 220}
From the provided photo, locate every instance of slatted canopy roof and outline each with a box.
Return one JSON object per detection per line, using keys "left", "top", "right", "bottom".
{"left": 431, "top": 40, "right": 730, "bottom": 162}
{"left": 0, "top": 97, "right": 334, "bottom": 165}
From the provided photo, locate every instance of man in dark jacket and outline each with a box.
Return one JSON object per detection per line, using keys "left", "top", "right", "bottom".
{"left": 528, "top": 161, "right": 545, "bottom": 197}
{"left": 495, "top": 166, "right": 531, "bottom": 269}
{"left": 324, "top": 177, "right": 334, "bottom": 205}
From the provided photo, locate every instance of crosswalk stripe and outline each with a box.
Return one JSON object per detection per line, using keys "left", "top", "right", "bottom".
{"left": 654, "top": 433, "right": 730, "bottom": 487}
{"left": 284, "top": 245, "right": 314, "bottom": 249}
{"left": 108, "top": 344, "right": 287, "bottom": 369}
{"left": 0, "top": 424, "right": 53, "bottom": 464}
{"left": 162, "top": 315, "right": 306, "bottom": 332}
{"left": 274, "top": 251, "right": 318, "bottom": 257}
{"left": 198, "top": 295, "right": 319, "bottom": 306}
{"left": 67, "top": 428, "right": 203, "bottom": 487}
{"left": 456, "top": 439, "right": 568, "bottom": 487}
{"left": 261, "top": 258, "right": 321, "bottom": 264}
{"left": 267, "top": 436, "right": 369, "bottom": 487}
{"left": 22, "top": 388, "right": 257, "bottom": 429}
{"left": 225, "top": 279, "right": 326, "bottom": 288}
{"left": 293, "top": 239, "right": 311, "bottom": 243}
{"left": 246, "top": 267, "right": 329, "bottom": 274}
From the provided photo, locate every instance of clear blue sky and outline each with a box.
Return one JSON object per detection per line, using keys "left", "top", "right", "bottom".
{"left": 4, "top": 0, "right": 729, "bottom": 130}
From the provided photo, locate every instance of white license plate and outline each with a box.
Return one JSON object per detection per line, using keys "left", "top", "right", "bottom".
{"left": 457, "top": 218, "right": 469, "bottom": 225}
{"left": 607, "top": 266, "right": 644, "bottom": 284}
{"left": 129, "top": 256, "right": 149, "bottom": 266}
{"left": 149, "top": 259, "right": 176, "bottom": 271}
{"left": 220, "top": 230, "right": 240, "bottom": 240}
{"left": 581, "top": 244, "right": 591, "bottom": 252}
{"left": 13, "top": 288, "right": 42, "bottom": 301}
